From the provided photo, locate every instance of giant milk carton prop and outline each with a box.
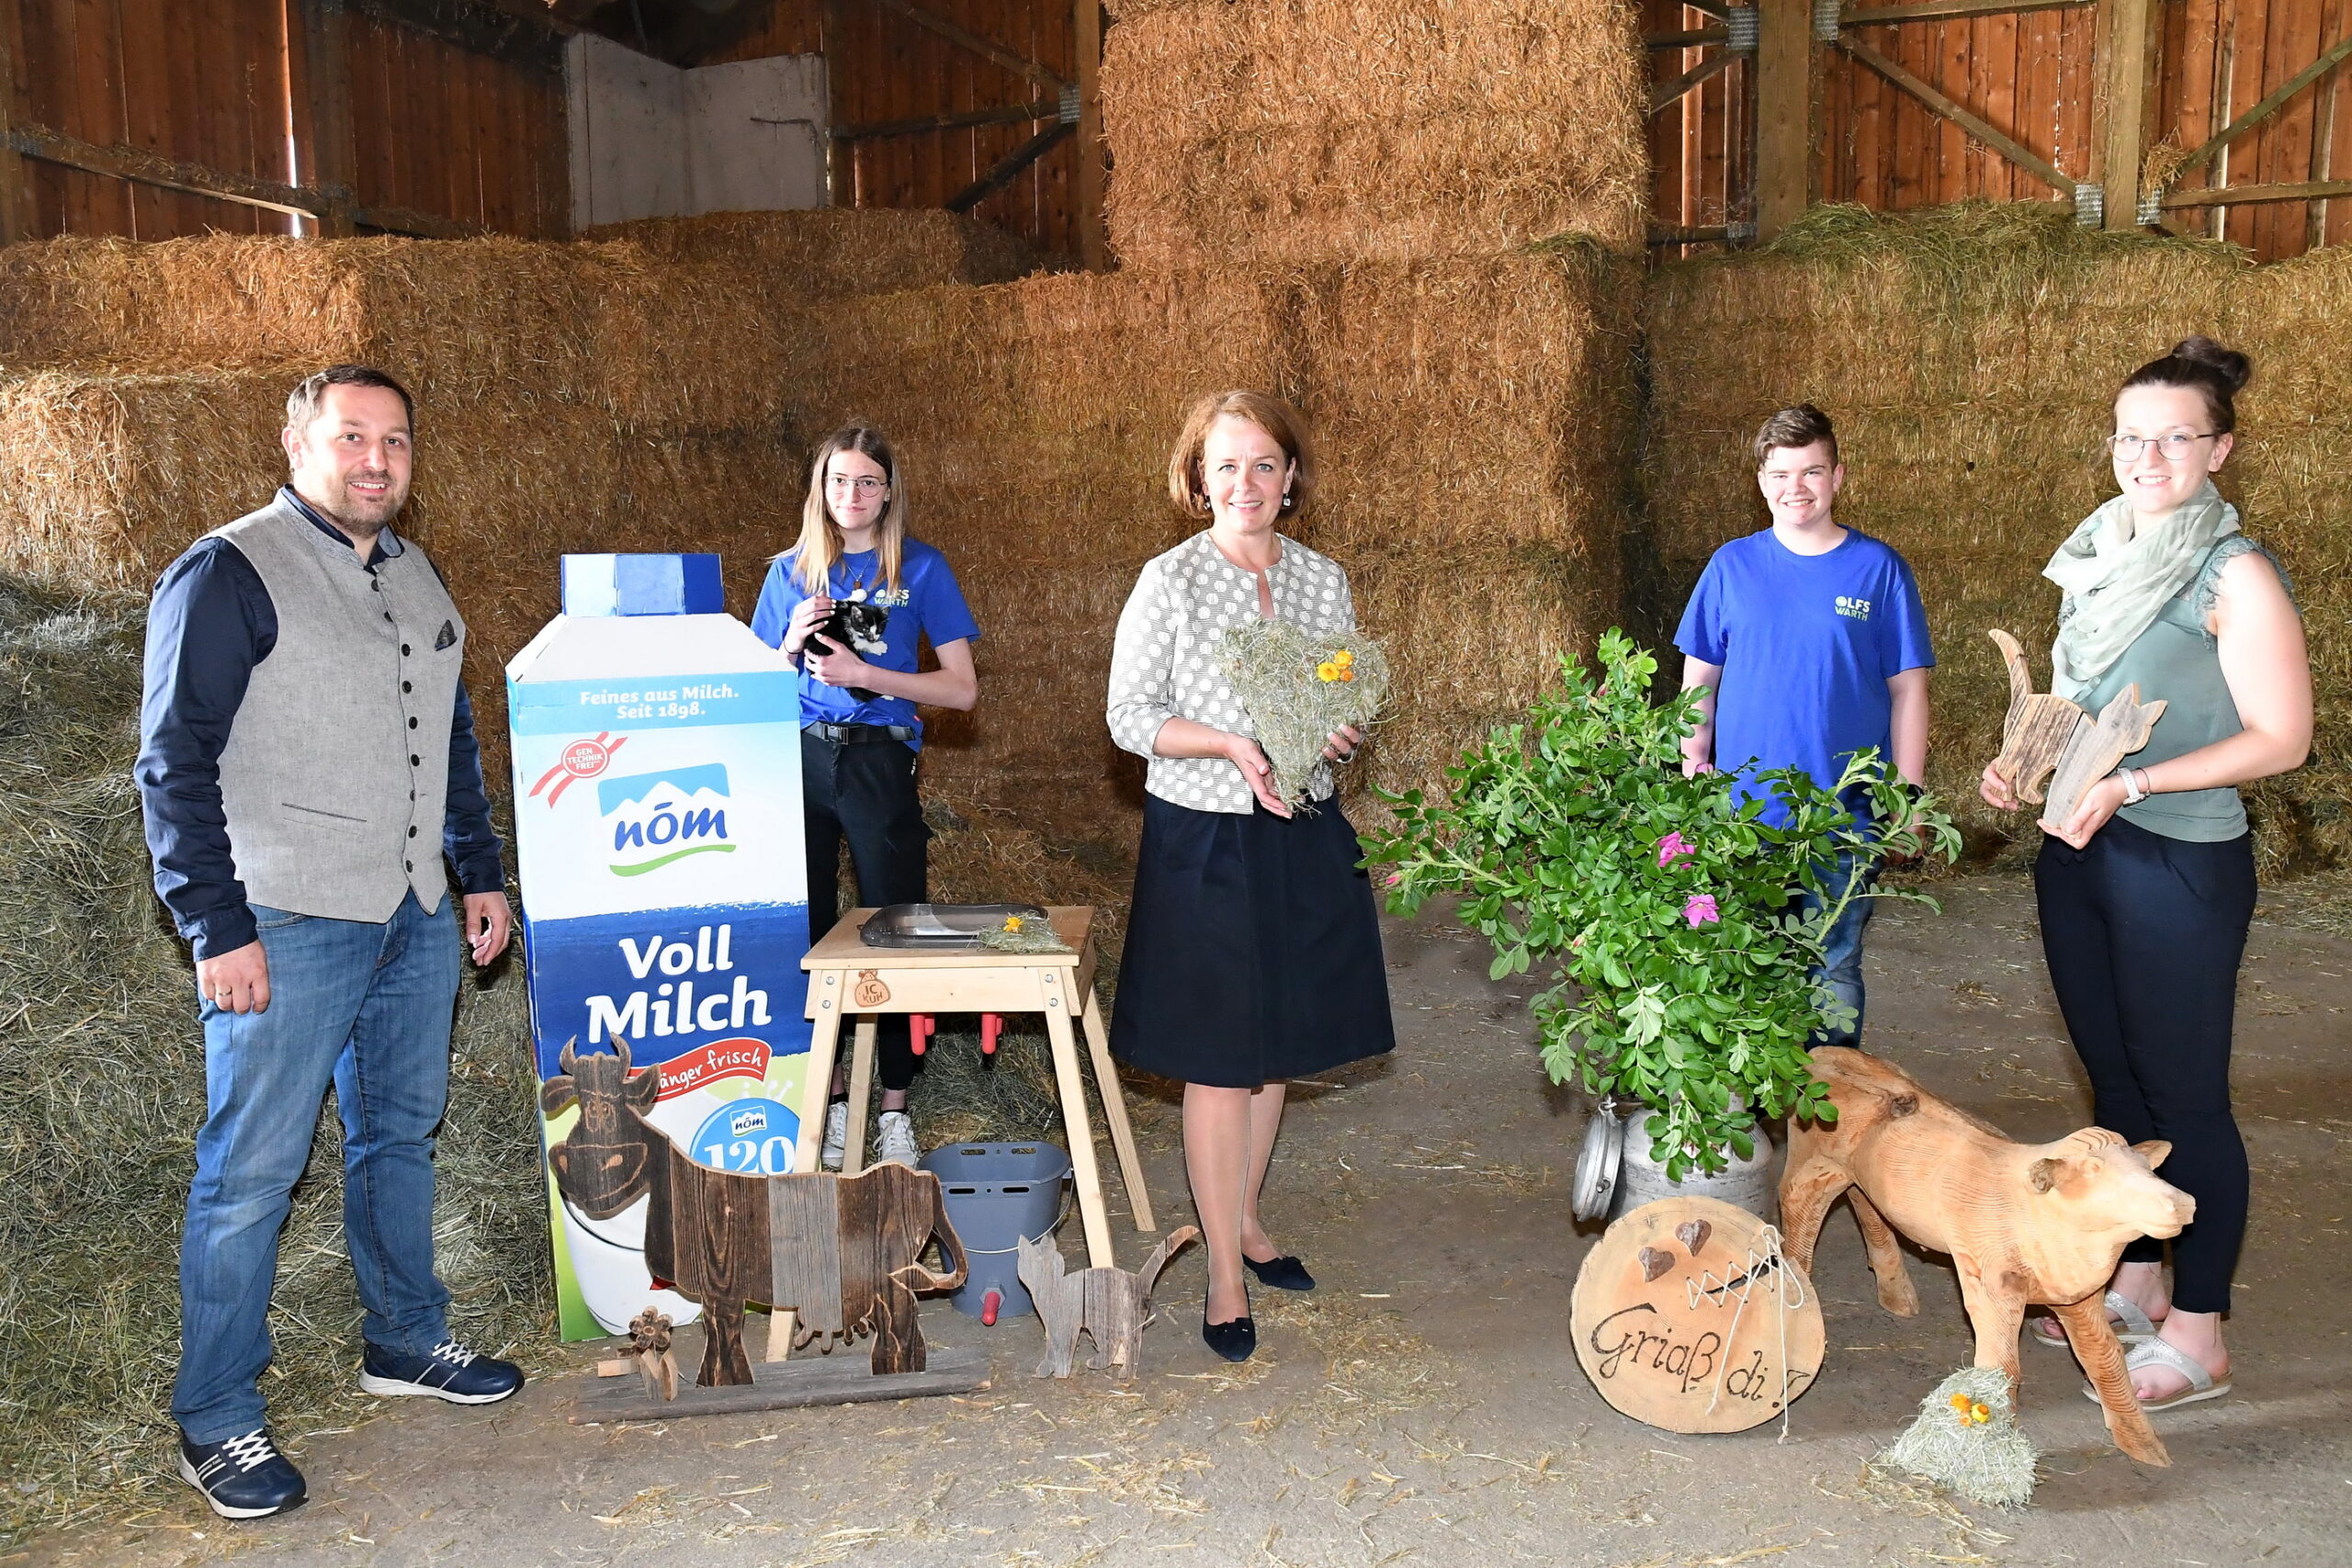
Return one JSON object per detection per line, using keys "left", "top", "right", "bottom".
{"left": 508, "top": 554, "right": 813, "bottom": 1340}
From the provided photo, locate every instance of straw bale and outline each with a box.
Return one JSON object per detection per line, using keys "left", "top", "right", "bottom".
{"left": 582, "top": 208, "right": 1046, "bottom": 288}
{"left": 1101, "top": 0, "right": 1645, "bottom": 267}
{"left": 0, "top": 576, "right": 548, "bottom": 1541}
{"left": 1641, "top": 203, "right": 2348, "bottom": 870}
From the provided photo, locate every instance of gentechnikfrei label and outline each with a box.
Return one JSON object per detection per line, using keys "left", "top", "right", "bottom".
{"left": 507, "top": 560, "right": 812, "bottom": 1340}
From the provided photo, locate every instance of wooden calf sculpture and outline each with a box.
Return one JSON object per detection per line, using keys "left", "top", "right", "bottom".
{"left": 1017, "top": 1226, "right": 1200, "bottom": 1379}
{"left": 542, "top": 1038, "right": 967, "bottom": 1387}
{"left": 1781, "top": 1048, "right": 2194, "bottom": 1466}
{"left": 1986, "top": 629, "right": 2167, "bottom": 827}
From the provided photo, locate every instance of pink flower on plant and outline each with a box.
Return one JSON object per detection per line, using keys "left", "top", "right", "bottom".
{"left": 1657, "top": 830, "right": 1695, "bottom": 869}
{"left": 1381, "top": 869, "right": 1403, "bottom": 888}
{"left": 1683, "top": 893, "right": 1721, "bottom": 927}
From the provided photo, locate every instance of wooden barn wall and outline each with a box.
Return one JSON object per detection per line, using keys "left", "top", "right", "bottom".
{"left": 17, "top": 0, "right": 294, "bottom": 238}
{"left": 1648, "top": 0, "right": 2352, "bottom": 261}
{"left": 10, "top": 0, "right": 568, "bottom": 241}
{"left": 713, "top": 0, "right": 1080, "bottom": 264}
{"left": 339, "top": 7, "right": 568, "bottom": 237}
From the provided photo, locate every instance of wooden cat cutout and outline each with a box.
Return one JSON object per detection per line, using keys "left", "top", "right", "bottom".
{"left": 1985, "top": 630, "right": 2166, "bottom": 828}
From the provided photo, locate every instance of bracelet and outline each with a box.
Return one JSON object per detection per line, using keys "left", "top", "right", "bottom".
{"left": 2116, "top": 767, "right": 2149, "bottom": 806}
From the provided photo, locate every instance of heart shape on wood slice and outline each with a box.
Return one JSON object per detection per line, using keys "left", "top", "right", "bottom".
{"left": 1677, "top": 1219, "right": 1711, "bottom": 1257}
{"left": 1638, "top": 1247, "right": 1674, "bottom": 1282}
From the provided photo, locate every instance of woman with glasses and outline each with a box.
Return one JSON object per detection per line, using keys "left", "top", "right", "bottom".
{"left": 1983, "top": 337, "right": 2310, "bottom": 1413}
{"left": 753, "top": 427, "right": 980, "bottom": 1171}
{"left": 1105, "top": 391, "right": 1396, "bottom": 1363}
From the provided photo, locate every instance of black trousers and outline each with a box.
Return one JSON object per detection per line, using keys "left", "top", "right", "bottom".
{"left": 802, "top": 730, "right": 929, "bottom": 1093}
{"left": 2034, "top": 815, "right": 2255, "bottom": 1314}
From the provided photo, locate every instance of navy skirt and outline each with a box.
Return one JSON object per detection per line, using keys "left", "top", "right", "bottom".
{"left": 1111, "top": 793, "right": 1396, "bottom": 1089}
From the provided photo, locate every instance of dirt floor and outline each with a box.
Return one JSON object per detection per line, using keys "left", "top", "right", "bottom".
{"left": 16, "top": 874, "right": 2352, "bottom": 1568}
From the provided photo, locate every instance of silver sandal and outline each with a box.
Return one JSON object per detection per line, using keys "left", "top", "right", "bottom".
{"left": 2083, "top": 1335, "right": 2232, "bottom": 1412}
{"left": 2032, "top": 1288, "right": 2159, "bottom": 1348}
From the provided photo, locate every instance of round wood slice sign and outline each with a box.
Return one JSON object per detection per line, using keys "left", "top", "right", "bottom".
{"left": 1570, "top": 1196, "right": 1826, "bottom": 1434}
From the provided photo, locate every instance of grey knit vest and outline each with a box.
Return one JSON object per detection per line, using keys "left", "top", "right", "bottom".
{"left": 211, "top": 495, "right": 467, "bottom": 921}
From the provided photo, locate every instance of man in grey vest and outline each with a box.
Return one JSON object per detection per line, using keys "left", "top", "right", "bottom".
{"left": 138, "top": 365, "right": 522, "bottom": 1520}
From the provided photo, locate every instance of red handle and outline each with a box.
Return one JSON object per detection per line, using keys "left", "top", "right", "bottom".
{"left": 981, "top": 1288, "right": 1001, "bottom": 1326}
{"left": 910, "top": 1012, "right": 937, "bottom": 1056}
{"left": 981, "top": 1013, "right": 1001, "bottom": 1056}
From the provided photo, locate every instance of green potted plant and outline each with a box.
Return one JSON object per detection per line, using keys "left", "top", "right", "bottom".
{"left": 1363, "top": 630, "right": 1960, "bottom": 1189}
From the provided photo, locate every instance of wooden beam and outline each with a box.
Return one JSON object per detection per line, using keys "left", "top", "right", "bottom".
{"left": 866, "top": 0, "right": 1069, "bottom": 95}
{"left": 1755, "top": 0, "right": 1818, "bottom": 239}
{"left": 0, "top": 0, "right": 34, "bottom": 243}
{"left": 945, "top": 119, "right": 1072, "bottom": 213}
{"left": 1650, "top": 50, "right": 1740, "bottom": 118}
{"left": 820, "top": 0, "right": 845, "bottom": 205}
{"left": 296, "top": 1, "right": 361, "bottom": 237}
{"left": 1840, "top": 33, "right": 2074, "bottom": 192}
{"left": 2177, "top": 31, "right": 2352, "bottom": 177}
{"left": 1681, "top": 0, "right": 1734, "bottom": 18}
{"left": 2160, "top": 176, "right": 2352, "bottom": 209}
{"left": 833, "top": 98, "right": 1060, "bottom": 141}
{"left": 2096, "top": 0, "right": 2157, "bottom": 228}
{"left": 1647, "top": 26, "right": 1729, "bottom": 50}
{"left": 1840, "top": 0, "right": 2091, "bottom": 24}
{"left": 1649, "top": 223, "right": 1735, "bottom": 244}
{"left": 1075, "top": 0, "right": 1104, "bottom": 271}
{"left": 5, "top": 122, "right": 480, "bottom": 236}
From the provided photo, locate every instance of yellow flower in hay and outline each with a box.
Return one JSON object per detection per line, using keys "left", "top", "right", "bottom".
{"left": 1316, "top": 661, "right": 1340, "bottom": 682}
{"left": 1002, "top": 915, "right": 1023, "bottom": 932}
{"left": 1970, "top": 1403, "right": 1993, "bottom": 1425}
{"left": 1949, "top": 1393, "right": 1972, "bottom": 1411}
{"left": 1332, "top": 649, "right": 1354, "bottom": 668}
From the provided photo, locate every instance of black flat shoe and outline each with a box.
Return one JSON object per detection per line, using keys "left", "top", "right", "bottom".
{"left": 1243, "top": 1254, "right": 1316, "bottom": 1292}
{"left": 1203, "top": 1302, "right": 1257, "bottom": 1363}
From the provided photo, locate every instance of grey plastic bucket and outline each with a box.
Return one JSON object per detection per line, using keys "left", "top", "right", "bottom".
{"left": 919, "top": 1142, "right": 1071, "bottom": 1323}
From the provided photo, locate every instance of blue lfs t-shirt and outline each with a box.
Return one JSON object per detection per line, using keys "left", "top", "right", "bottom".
{"left": 750, "top": 539, "right": 980, "bottom": 750}
{"left": 1674, "top": 527, "right": 1934, "bottom": 825}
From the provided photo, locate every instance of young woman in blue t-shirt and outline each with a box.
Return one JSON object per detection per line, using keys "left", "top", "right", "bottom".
{"left": 752, "top": 427, "right": 980, "bottom": 1170}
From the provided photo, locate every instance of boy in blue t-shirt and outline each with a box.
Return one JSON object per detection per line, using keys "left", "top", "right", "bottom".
{"left": 1673, "top": 404, "right": 1934, "bottom": 1047}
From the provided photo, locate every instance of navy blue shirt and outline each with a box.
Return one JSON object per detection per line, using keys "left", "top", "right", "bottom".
{"left": 136, "top": 488, "right": 504, "bottom": 960}
{"left": 1675, "top": 526, "right": 1935, "bottom": 826}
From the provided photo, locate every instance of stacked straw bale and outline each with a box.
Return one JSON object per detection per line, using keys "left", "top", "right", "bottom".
{"left": 0, "top": 576, "right": 547, "bottom": 1540}
{"left": 776, "top": 243, "right": 1642, "bottom": 835}
{"left": 1100, "top": 0, "right": 1647, "bottom": 268}
{"left": 582, "top": 208, "right": 1043, "bottom": 289}
{"left": 1643, "top": 203, "right": 2349, "bottom": 870}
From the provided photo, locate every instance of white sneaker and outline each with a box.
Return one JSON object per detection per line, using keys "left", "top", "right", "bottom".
{"left": 876, "top": 1111, "right": 920, "bottom": 1168}
{"left": 820, "top": 1100, "right": 848, "bottom": 1170}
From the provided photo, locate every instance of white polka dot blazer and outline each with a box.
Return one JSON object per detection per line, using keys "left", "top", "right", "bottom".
{"left": 1105, "top": 531, "right": 1358, "bottom": 813}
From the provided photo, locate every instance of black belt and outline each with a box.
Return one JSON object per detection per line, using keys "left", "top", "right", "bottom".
{"left": 805, "top": 721, "right": 915, "bottom": 745}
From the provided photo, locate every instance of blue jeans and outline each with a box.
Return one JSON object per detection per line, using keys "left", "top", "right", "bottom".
{"left": 174, "top": 892, "right": 460, "bottom": 1443}
{"left": 1794, "top": 853, "right": 1875, "bottom": 1050}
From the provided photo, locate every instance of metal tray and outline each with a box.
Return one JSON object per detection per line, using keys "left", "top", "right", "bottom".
{"left": 860, "top": 902, "right": 1052, "bottom": 950}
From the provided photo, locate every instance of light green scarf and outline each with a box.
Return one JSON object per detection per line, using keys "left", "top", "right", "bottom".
{"left": 2043, "top": 479, "right": 2238, "bottom": 701}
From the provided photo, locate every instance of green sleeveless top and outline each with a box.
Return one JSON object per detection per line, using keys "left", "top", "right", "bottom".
{"left": 2077, "top": 536, "right": 2292, "bottom": 843}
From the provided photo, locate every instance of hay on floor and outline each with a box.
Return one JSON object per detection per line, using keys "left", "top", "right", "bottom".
{"left": 1642, "top": 202, "right": 2348, "bottom": 872}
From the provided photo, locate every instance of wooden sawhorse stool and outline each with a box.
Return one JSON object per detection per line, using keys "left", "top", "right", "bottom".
{"left": 790, "top": 906, "right": 1156, "bottom": 1273}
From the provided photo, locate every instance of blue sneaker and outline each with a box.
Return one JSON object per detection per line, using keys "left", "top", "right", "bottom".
{"left": 178, "top": 1428, "right": 306, "bottom": 1518}
{"left": 357, "top": 1339, "right": 523, "bottom": 1404}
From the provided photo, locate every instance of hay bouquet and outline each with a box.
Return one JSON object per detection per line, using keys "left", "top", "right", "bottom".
{"left": 1875, "top": 1365, "right": 2040, "bottom": 1508}
{"left": 1218, "top": 620, "right": 1391, "bottom": 807}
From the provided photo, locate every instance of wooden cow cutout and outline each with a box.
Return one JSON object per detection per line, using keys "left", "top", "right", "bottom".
{"left": 1781, "top": 1048, "right": 2195, "bottom": 1466}
{"left": 543, "top": 1037, "right": 967, "bottom": 1387}
{"left": 1017, "top": 1226, "right": 1200, "bottom": 1379}
{"left": 1985, "top": 629, "right": 2167, "bottom": 827}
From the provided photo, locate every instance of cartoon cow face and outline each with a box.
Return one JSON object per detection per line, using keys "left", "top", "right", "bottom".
{"left": 2028, "top": 1130, "right": 2194, "bottom": 1244}
{"left": 539, "top": 1036, "right": 660, "bottom": 1220}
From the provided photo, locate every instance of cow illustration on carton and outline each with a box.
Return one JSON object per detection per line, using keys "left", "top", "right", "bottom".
{"left": 542, "top": 1038, "right": 968, "bottom": 1387}
{"left": 1781, "top": 1047, "right": 2194, "bottom": 1466}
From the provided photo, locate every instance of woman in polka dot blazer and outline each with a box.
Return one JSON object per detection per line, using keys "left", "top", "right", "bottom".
{"left": 1104, "top": 390, "right": 1396, "bottom": 1363}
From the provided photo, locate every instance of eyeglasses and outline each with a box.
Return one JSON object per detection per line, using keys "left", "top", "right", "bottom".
{"left": 826, "top": 474, "right": 888, "bottom": 493}
{"left": 2107, "top": 433, "right": 2218, "bottom": 462}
